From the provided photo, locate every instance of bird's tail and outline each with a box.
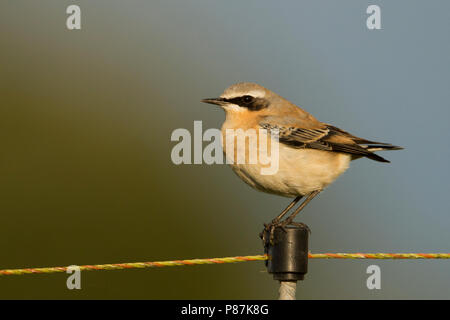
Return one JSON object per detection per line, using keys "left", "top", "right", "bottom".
{"left": 365, "top": 144, "right": 403, "bottom": 152}
{"left": 362, "top": 143, "right": 403, "bottom": 163}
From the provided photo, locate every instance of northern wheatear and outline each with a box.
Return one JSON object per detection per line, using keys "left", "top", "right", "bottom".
{"left": 202, "top": 82, "right": 402, "bottom": 240}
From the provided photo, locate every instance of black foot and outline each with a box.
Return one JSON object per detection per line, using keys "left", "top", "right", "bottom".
{"left": 260, "top": 219, "right": 286, "bottom": 245}
{"left": 260, "top": 219, "right": 311, "bottom": 245}
{"left": 282, "top": 216, "right": 311, "bottom": 233}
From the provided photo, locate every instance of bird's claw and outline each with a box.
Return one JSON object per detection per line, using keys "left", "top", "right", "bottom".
{"left": 260, "top": 219, "right": 288, "bottom": 246}
{"left": 260, "top": 218, "right": 310, "bottom": 246}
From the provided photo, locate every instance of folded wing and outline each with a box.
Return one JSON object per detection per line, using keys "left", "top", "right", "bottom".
{"left": 260, "top": 121, "right": 402, "bottom": 163}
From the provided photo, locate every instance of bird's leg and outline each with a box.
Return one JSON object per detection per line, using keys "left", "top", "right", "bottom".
{"left": 260, "top": 196, "right": 302, "bottom": 243}
{"left": 272, "top": 196, "right": 303, "bottom": 224}
{"left": 261, "top": 191, "right": 322, "bottom": 245}
{"left": 281, "top": 190, "right": 321, "bottom": 227}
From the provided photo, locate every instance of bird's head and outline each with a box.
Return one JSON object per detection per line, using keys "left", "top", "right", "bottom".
{"left": 201, "top": 82, "right": 287, "bottom": 116}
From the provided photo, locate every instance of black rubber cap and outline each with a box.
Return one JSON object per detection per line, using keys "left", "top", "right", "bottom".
{"left": 264, "top": 225, "right": 309, "bottom": 281}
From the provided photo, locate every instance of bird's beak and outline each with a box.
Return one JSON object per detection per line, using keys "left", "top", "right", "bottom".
{"left": 201, "top": 98, "right": 227, "bottom": 106}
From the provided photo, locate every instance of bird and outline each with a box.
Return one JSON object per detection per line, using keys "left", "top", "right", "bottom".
{"left": 201, "top": 82, "right": 402, "bottom": 242}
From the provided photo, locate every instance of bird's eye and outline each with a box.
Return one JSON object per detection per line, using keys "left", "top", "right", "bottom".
{"left": 242, "top": 95, "right": 254, "bottom": 103}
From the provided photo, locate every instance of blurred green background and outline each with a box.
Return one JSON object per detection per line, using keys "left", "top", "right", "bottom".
{"left": 0, "top": 1, "right": 449, "bottom": 299}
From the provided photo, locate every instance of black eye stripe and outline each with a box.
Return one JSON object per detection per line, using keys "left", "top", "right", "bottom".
{"left": 225, "top": 96, "right": 253, "bottom": 105}
{"left": 223, "top": 96, "right": 268, "bottom": 111}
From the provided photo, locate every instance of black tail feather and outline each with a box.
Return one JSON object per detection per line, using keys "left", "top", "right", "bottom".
{"left": 366, "top": 144, "right": 404, "bottom": 151}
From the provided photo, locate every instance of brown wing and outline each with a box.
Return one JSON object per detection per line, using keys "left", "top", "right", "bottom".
{"left": 260, "top": 122, "right": 402, "bottom": 163}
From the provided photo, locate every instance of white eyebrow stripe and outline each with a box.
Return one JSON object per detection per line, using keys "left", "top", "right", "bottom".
{"left": 221, "top": 90, "right": 266, "bottom": 99}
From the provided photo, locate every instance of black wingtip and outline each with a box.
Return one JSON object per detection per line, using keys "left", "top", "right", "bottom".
{"left": 367, "top": 152, "right": 391, "bottom": 163}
